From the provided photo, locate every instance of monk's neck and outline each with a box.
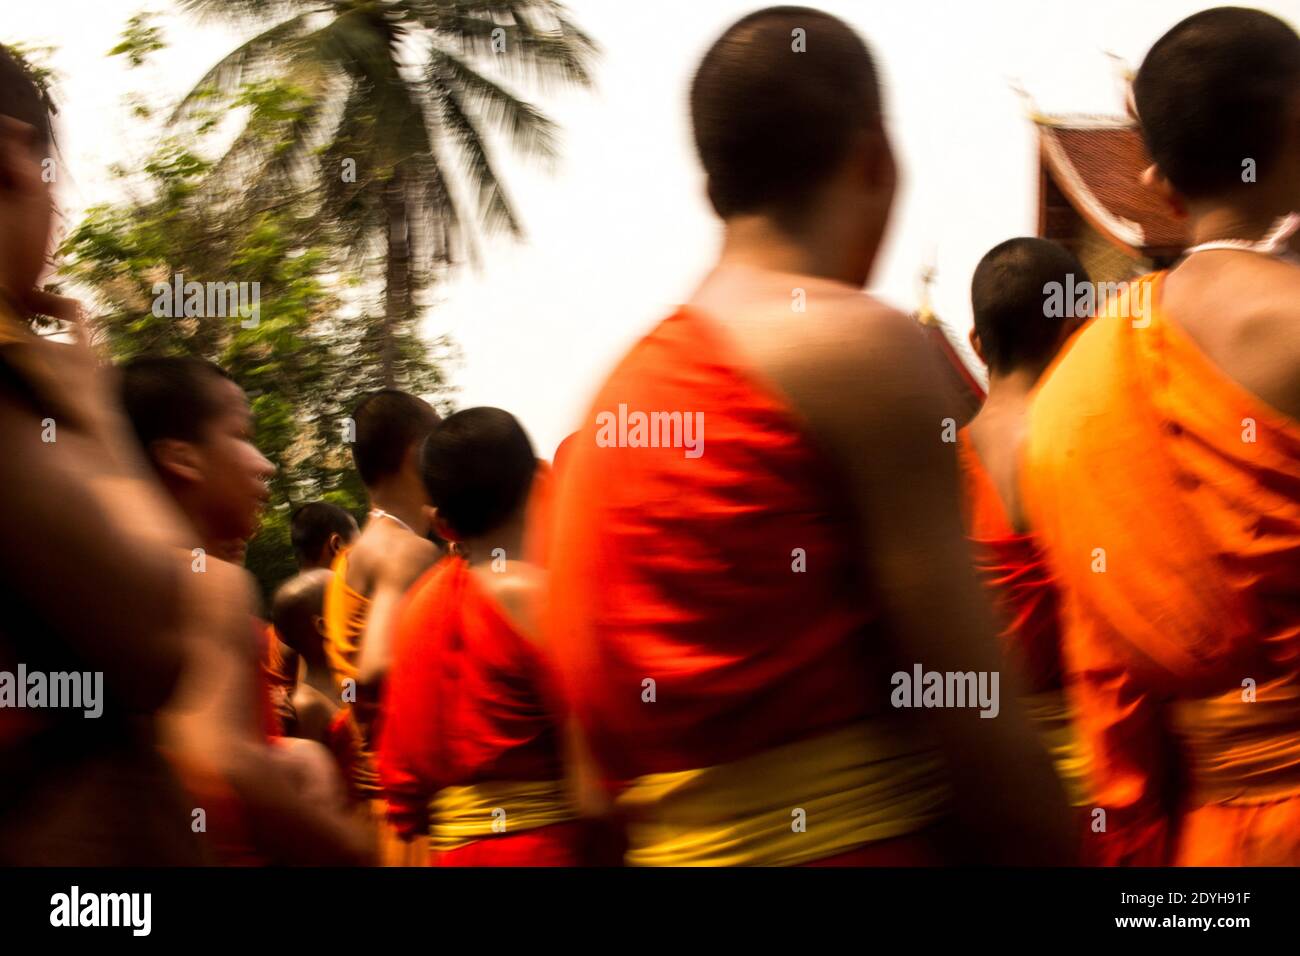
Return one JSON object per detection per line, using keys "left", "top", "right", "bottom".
{"left": 970, "top": 368, "right": 1038, "bottom": 445}
{"left": 983, "top": 367, "right": 1041, "bottom": 409}
{"left": 302, "top": 663, "right": 337, "bottom": 700}
{"left": 366, "top": 483, "right": 428, "bottom": 537}
{"left": 1186, "top": 200, "right": 1293, "bottom": 246}
{"left": 167, "top": 494, "right": 243, "bottom": 564}
{"left": 460, "top": 519, "right": 526, "bottom": 568}
{"left": 717, "top": 215, "right": 874, "bottom": 288}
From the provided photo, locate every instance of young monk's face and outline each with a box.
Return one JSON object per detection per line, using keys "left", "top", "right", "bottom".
{"left": 194, "top": 377, "right": 275, "bottom": 549}
{"left": 0, "top": 118, "right": 54, "bottom": 300}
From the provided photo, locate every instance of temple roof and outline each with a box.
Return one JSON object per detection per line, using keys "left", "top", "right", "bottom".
{"left": 1035, "top": 114, "right": 1188, "bottom": 257}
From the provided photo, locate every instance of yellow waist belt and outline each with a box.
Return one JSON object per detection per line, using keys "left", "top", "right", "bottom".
{"left": 1169, "top": 685, "right": 1300, "bottom": 806}
{"left": 615, "top": 719, "right": 950, "bottom": 867}
{"left": 429, "top": 779, "right": 576, "bottom": 853}
{"left": 1022, "top": 689, "right": 1094, "bottom": 808}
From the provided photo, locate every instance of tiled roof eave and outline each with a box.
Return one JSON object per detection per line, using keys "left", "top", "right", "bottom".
{"left": 1039, "top": 127, "right": 1148, "bottom": 256}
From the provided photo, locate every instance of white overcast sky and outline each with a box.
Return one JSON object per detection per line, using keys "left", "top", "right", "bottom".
{"left": 5, "top": 0, "right": 1299, "bottom": 455}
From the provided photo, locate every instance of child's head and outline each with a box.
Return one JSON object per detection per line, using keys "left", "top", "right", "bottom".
{"left": 0, "top": 45, "right": 57, "bottom": 303}
{"left": 419, "top": 407, "right": 536, "bottom": 543}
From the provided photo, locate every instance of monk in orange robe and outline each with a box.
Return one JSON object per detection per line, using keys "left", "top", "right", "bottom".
{"left": 1022, "top": 8, "right": 1300, "bottom": 865}
{"left": 323, "top": 389, "right": 442, "bottom": 865}
{"left": 0, "top": 51, "right": 203, "bottom": 863}
{"left": 381, "top": 408, "right": 596, "bottom": 865}
{"left": 268, "top": 503, "right": 359, "bottom": 739}
{"left": 956, "top": 238, "right": 1095, "bottom": 825}
{"left": 548, "top": 8, "right": 1073, "bottom": 866}
{"left": 120, "top": 357, "right": 372, "bottom": 865}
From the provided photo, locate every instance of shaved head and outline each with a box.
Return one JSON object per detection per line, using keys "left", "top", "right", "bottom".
{"left": 272, "top": 569, "right": 333, "bottom": 665}
{"left": 1134, "top": 7, "right": 1300, "bottom": 200}
{"left": 420, "top": 407, "right": 536, "bottom": 540}
{"left": 971, "top": 238, "right": 1089, "bottom": 376}
{"left": 690, "top": 6, "right": 882, "bottom": 225}
{"left": 350, "top": 389, "right": 440, "bottom": 487}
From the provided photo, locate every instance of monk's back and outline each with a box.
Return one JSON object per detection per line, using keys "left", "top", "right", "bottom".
{"left": 550, "top": 294, "right": 890, "bottom": 782}
{"left": 1161, "top": 252, "right": 1300, "bottom": 422}
{"left": 1024, "top": 267, "right": 1300, "bottom": 864}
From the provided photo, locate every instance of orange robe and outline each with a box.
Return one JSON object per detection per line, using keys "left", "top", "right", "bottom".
{"left": 548, "top": 307, "right": 949, "bottom": 866}
{"left": 379, "top": 557, "right": 579, "bottom": 866}
{"left": 956, "top": 429, "right": 1065, "bottom": 690}
{"left": 1023, "top": 272, "right": 1300, "bottom": 865}
{"left": 257, "top": 621, "right": 285, "bottom": 739}
{"left": 956, "top": 429, "right": 1095, "bottom": 831}
{"left": 321, "top": 548, "right": 423, "bottom": 866}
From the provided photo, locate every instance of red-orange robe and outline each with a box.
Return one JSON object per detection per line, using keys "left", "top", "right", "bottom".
{"left": 956, "top": 428, "right": 1064, "bottom": 691}
{"left": 547, "top": 306, "right": 949, "bottom": 866}
{"left": 1023, "top": 272, "right": 1300, "bottom": 865}
{"left": 379, "top": 557, "right": 579, "bottom": 866}
{"left": 956, "top": 428, "right": 1096, "bottom": 854}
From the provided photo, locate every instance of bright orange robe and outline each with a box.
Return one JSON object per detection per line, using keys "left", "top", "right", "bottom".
{"left": 257, "top": 621, "right": 284, "bottom": 739}
{"left": 548, "top": 307, "right": 949, "bottom": 866}
{"left": 321, "top": 548, "right": 423, "bottom": 866}
{"left": 521, "top": 459, "right": 555, "bottom": 568}
{"left": 379, "top": 557, "right": 578, "bottom": 866}
{"left": 1023, "top": 272, "right": 1300, "bottom": 866}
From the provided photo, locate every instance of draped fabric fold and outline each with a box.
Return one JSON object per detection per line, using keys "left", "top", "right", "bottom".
{"left": 380, "top": 558, "right": 575, "bottom": 865}
{"left": 549, "top": 306, "right": 944, "bottom": 865}
{"left": 1023, "top": 273, "right": 1300, "bottom": 865}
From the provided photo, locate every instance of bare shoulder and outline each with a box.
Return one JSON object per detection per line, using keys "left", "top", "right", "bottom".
{"left": 185, "top": 557, "right": 260, "bottom": 654}
{"left": 358, "top": 523, "right": 439, "bottom": 591}
{"left": 1242, "top": 260, "right": 1300, "bottom": 419}
{"left": 1170, "top": 256, "right": 1300, "bottom": 421}
{"left": 475, "top": 562, "right": 547, "bottom": 646}
{"left": 293, "top": 686, "right": 338, "bottom": 743}
{"left": 388, "top": 533, "right": 441, "bottom": 588}
{"left": 755, "top": 292, "right": 958, "bottom": 453}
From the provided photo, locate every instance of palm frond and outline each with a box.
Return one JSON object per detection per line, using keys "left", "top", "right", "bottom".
{"left": 176, "top": 0, "right": 318, "bottom": 26}
{"left": 416, "top": 1, "right": 598, "bottom": 89}
{"left": 428, "top": 46, "right": 559, "bottom": 163}
{"left": 170, "top": 11, "right": 317, "bottom": 122}
{"left": 429, "top": 68, "right": 521, "bottom": 240}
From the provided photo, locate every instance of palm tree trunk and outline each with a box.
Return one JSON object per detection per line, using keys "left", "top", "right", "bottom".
{"left": 381, "top": 167, "right": 411, "bottom": 388}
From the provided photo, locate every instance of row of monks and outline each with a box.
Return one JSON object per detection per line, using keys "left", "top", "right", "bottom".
{"left": 1, "top": 5, "right": 1299, "bottom": 866}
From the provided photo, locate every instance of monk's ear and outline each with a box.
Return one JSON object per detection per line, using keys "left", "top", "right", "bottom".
{"left": 968, "top": 328, "right": 986, "bottom": 365}
{"left": 149, "top": 438, "right": 204, "bottom": 485}
{"left": 311, "top": 613, "right": 327, "bottom": 638}
{"left": 326, "top": 532, "right": 343, "bottom": 558}
{"left": 423, "top": 505, "right": 459, "bottom": 543}
{"left": 1141, "top": 163, "right": 1186, "bottom": 219}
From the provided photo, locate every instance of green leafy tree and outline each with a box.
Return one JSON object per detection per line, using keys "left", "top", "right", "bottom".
{"left": 63, "top": 32, "right": 457, "bottom": 599}
{"left": 174, "top": 0, "right": 597, "bottom": 384}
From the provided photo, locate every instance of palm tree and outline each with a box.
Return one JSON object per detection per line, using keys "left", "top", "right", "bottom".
{"left": 174, "top": 0, "right": 597, "bottom": 385}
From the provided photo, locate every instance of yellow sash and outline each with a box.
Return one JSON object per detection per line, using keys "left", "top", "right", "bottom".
{"left": 1169, "top": 677, "right": 1300, "bottom": 806}
{"left": 323, "top": 549, "right": 368, "bottom": 686}
{"left": 429, "top": 780, "right": 575, "bottom": 852}
{"left": 1022, "top": 689, "right": 1094, "bottom": 808}
{"left": 615, "top": 719, "right": 949, "bottom": 866}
